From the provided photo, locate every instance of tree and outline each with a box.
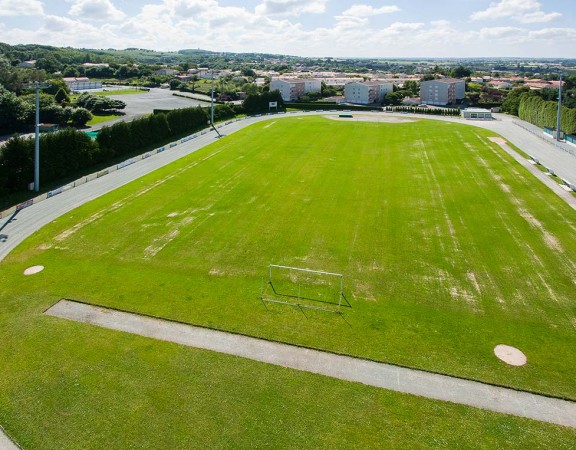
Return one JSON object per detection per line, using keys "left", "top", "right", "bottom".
{"left": 241, "top": 68, "right": 256, "bottom": 78}
{"left": 449, "top": 66, "right": 472, "bottom": 78}
{"left": 501, "top": 87, "right": 530, "bottom": 115}
{"left": 538, "top": 87, "right": 559, "bottom": 101}
{"left": 35, "top": 55, "right": 62, "bottom": 73}
{"left": 43, "top": 78, "right": 71, "bottom": 96}
{"left": 62, "top": 65, "right": 80, "bottom": 77}
{"left": 70, "top": 107, "right": 92, "bottom": 126}
{"left": 242, "top": 90, "right": 283, "bottom": 113}
{"left": 0, "top": 85, "right": 26, "bottom": 133}
{"left": 241, "top": 82, "right": 259, "bottom": 96}
{"left": 77, "top": 93, "right": 126, "bottom": 112}
{"left": 383, "top": 91, "right": 403, "bottom": 106}
{"left": 560, "top": 74, "right": 576, "bottom": 108}
{"left": 402, "top": 80, "right": 419, "bottom": 96}
{"left": 190, "top": 75, "right": 198, "bottom": 92}
{"left": 54, "top": 88, "right": 71, "bottom": 105}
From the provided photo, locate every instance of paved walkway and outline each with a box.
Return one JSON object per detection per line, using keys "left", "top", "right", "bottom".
{"left": 487, "top": 137, "right": 576, "bottom": 210}
{"left": 45, "top": 299, "right": 576, "bottom": 428}
{"left": 0, "top": 425, "right": 20, "bottom": 450}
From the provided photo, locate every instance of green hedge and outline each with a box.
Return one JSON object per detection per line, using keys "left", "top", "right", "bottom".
{"left": 384, "top": 106, "right": 461, "bottom": 116}
{"left": 285, "top": 103, "right": 376, "bottom": 111}
{"left": 0, "top": 129, "right": 98, "bottom": 194}
{"left": 0, "top": 104, "right": 239, "bottom": 197}
{"left": 518, "top": 94, "right": 576, "bottom": 134}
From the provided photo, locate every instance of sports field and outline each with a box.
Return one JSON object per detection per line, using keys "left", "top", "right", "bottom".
{"left": 1, "top": 116, "right": 575, "bottom": 448}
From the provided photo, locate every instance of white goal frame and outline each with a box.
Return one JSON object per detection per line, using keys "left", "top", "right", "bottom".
{"left": 261, "top": 264, "right": 344, "bottom": 313}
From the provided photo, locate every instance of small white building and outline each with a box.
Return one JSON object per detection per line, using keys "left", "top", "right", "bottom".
{"left": 343, "top": 81, "right": 394, "bottom": 105}
{"left": 17, "top": 60, "right": 36, "bottom": 68}
{"left": 461, "top": 108, "right": 492, "bottom": 120}
{"left": 153, "top": 68, "right": 179, "bottom": 76}
{"left": 63, "top": 77, "right": 102, "bottom": 90}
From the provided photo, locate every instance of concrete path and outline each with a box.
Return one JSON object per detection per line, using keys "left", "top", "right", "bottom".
{"left": 487, "top": 136, "right": 576, "bottom": 210}
{"left": 0, "top": 425, "right": 20, "bottom": 450}
{"left": 46, "top": 299, "right": 576, "bottom": 429}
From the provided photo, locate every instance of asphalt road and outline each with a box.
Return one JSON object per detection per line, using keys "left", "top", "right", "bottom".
{"left": 91, "top": 87, "right": 211, "bottom": 130}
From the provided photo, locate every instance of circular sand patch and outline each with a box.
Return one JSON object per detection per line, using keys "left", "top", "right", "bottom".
{"left": 494, "top": 344, "right": 527, "bottom": 366}
{"left": 24, "top": 265, "right": 44, "bottom": 275}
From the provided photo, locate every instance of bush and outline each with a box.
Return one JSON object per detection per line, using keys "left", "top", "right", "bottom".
{"left": 70, "top": 107, "right": 92, "bottom": 127}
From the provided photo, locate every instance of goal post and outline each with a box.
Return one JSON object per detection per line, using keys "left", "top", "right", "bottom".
{"left": 262, "top": 264, "right": 344, "bottom": 313}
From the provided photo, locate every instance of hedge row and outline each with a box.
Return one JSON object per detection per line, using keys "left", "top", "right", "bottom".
{"left": 285, "top": 102, "right": 377, "bottom": 111}
{"left": 0, "top": 128, "right": 98, "bottom": 194}
{"left": 0, "top": 104, "right": 237, "bottom": 196}
{"left": 384, "top": 106, "right": 461, "bottom": 116}
{"left": 518, "top": 94, "right": 576, "bottom": 135}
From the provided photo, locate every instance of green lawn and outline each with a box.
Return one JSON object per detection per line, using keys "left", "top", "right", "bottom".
{"left": 86, "top": 111, "right": 125, "bottom": 126}
{"left": 1, "top": 116, "right": 575, "bottom": 447}
{"left": 95, "top": 88, "right": 147, "bottom": 96}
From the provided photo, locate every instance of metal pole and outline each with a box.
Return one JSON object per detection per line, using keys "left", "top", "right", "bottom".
{"left": 556, "top": 75, "right": 563, "bottom": 141}
{"left": 210, "top": 71, "right": 215, "bottom": 127}
{"left": 34, "top": 82, "right": 40, "bottom": 192}
{"left": 339, "top": 275, "right": 343, "bottom": 309}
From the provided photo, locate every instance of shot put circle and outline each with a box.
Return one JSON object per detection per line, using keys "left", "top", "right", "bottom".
{"left": 494, "top": 344, "right": 527, "bottom": 366}
{"left": 24, "top": 265, "right": 45, "bottom": 275}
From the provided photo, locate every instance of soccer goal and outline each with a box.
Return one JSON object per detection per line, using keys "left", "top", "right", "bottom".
{"left": 261, "top": 264, "right": 344, "bottom": 313}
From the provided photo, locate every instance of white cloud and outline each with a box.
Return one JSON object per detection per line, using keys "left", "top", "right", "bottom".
{"left": 528, "top": 27, "right": 576, "bottom": 41}
{"left": 69, "top": 0, "right": 126, "bottom": 21}
{"left": 0, "top": 0, "right": 573, "bottom": 58}
{"left": 164, "top": 0, "right": 218, "bottom": 18}
{"left": 478, "top": 26, "right": 523, "bottom": 39}
{"left": 255, "top": 0, "right": 327, "bottom": 16}
{"left": 0, "top": 0, "right": 43, "bottom": 16}
{"left": 471, "top": 0, "right": 561, "bottom": 24}
{"left": 341, "top": 4, "right": 400, "bottom": 18}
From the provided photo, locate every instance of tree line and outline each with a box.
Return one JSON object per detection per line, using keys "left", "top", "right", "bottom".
{"left": 518, "top": 94, "right": 576, "bottom": 135}
{"left": 0, "top": 104, "right": 236, "bottom": 196}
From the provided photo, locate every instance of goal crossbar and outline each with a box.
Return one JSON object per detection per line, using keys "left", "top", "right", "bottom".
{"left": 268, "top": 264, "right": 343, "bottom": 279}
{"left": 262, "top": 264, "right": 344, "bottom": 313}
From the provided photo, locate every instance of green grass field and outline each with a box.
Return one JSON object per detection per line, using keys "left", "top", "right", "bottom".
{"left": 1, "top": 116, "right": 575, "bottom": 448}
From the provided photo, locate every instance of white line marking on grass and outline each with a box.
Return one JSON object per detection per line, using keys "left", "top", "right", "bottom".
{"left": 45, "top": 299, "right": 576, "bottom": 429}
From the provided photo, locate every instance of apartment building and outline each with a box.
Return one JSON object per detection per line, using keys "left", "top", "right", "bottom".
{"left": 419, "top": 78, "right": 465, "bottom": 105}
{"left": 343, "top": 81, "right": 394, "bottom": 105}
{"left": 269, "top": 78, "right": 322, "bottom": 101}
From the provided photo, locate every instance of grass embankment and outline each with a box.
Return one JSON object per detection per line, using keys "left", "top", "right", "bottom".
{"left": 1, "top": 117, "right": 575, "bottom": 448}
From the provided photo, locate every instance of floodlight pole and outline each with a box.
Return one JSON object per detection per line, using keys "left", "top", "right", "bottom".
{"left": 210, "top": 71, "right": 215, "bottom": 127}
{"left": 210, "top": 71, "right": 221, "bottom": 137}
{"left": 556, "top": 75, "right": 563, "bottom": 142}
{"left": 34, "top": 81, "right": 40, "bottom": 192}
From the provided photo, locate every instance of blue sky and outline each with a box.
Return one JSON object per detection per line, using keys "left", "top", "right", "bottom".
{"left": 0, "top": 0, "right": 574, "bottom": 58}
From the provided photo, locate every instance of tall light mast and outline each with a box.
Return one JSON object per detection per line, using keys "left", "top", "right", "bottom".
{"left": 556, "top": 75, "right": 563, "bottom": 142}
